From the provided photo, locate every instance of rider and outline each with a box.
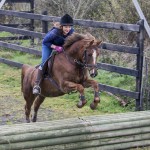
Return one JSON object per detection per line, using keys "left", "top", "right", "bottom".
{"left": 33, "top": 14, "right": 74, "bottom": 95}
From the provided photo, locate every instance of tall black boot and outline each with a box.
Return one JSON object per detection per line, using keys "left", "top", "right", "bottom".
{"left": 33, "top": 69, "right": 43, "bottom": 94}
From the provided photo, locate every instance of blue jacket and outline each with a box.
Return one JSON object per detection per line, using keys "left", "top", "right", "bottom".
{"left": 42, "top": 27, "right": 74, "bottom": 48}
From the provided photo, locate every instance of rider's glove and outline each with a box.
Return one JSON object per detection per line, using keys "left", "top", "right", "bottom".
{"left": 54, "top": 46, "right": 63, "bottom": 52}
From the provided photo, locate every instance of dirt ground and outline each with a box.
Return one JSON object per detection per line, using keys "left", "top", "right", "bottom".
{"left": 0, "top": 84, "right": 66, "bottom": 126}
{"left": 0, "top": 85, "right": 91, "bottom": 126}
{"left": 0, "top": 94, "right": 54, "bottom": 125}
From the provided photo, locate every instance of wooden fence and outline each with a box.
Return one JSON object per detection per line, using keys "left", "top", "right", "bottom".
{"left": 0, "top": 9, "right": 144, "bottom": 110}
{"left": 142, "top": 57, "right": 150, "bottom": 109}
{"left": 0, "top": 111, "right": 150, "bottom": 150}
{"left": 0, "top": 0, "right": 34, "bottom": 41}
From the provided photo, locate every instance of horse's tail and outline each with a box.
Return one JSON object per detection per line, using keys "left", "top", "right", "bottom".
{"left": 21, "top": 64, "right": 30, "bottom": 92}
{"left": 21, "top": 65, "right": 25, "bottom": 92}
{"left": 21, "top": 64, "right": 36, "bottom": 93}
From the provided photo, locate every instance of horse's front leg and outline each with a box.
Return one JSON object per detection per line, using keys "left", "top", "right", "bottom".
{"left": 62, "top": 81, "right": 87, "bottom": 108}
{"left": 83, "top": 79, "right": 100, "bottom": 110}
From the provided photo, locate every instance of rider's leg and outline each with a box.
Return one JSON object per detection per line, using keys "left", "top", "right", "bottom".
{"left": 33, "top": 45, "right": 52, "bottom": 95}
{"left": 33, "top": 67, "right": 43, "bottom": 94}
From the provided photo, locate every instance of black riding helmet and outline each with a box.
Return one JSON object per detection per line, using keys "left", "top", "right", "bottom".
{"left": 60, "top": 14, "right": 73, "bottom": 26}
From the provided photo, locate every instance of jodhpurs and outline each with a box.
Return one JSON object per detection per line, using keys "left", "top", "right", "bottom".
{"left": 39, "top": 44, "right": 52, "bottom": 70}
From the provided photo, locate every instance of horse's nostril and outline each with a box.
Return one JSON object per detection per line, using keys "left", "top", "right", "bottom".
{"left": 90, "top": 73, "right": 96, "bottom": 78}
{"left": 90, "top": 71, "right": 98, "bottom": 78}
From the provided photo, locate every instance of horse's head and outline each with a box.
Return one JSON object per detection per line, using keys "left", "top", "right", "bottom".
{"left": 82, "top": 39, "right": 102, "bottom": 78}
{"left": 63, "top": 33, "right": 102, "bottom": 78}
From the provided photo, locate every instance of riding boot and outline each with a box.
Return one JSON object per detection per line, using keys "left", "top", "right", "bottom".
{"left": 33, "top": 69, "right": 43, "bottom": 95}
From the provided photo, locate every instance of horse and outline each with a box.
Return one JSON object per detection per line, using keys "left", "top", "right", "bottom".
{"left": 21, "top": 33, "right": 102, "bottom": 123}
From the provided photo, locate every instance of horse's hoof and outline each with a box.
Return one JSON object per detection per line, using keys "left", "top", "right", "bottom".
{"left": 76, "top": 100, "right": 87, "bottom": 108}
{"left": 94, "top": 97, "right": 100, "bottom": 103}
{"left": 26, "top": 119, "right": 30, "bottom": 123}
{"left": 90, "top": 102, "right": 97, "bottom": 110}
{"left": 32, "top": 117, "right": 37, "bottom": 122}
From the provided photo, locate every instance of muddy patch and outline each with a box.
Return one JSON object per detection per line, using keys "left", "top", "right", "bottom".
{"left": 0, "top": 96, "right": 57, "bottom": 125}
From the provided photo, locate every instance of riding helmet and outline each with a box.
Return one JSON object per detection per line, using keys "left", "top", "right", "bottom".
{"left": 60, "top": 14, "right": 73, "bottom": 26}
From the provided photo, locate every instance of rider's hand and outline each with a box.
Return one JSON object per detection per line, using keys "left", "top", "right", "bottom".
{"left": 54, "top": 46, "right": 63, "bottom": 52}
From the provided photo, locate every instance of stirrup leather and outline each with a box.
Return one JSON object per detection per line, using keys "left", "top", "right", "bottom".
{"left": 33, "top": 85, "right": 41, "bottom": 94}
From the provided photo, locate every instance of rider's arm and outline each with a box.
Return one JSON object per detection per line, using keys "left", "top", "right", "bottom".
{"left": 42, "top": 29, "right": 58, "bottom": 48}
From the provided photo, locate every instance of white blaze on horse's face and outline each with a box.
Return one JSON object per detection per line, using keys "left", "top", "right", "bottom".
{"left": 89, "top": 49, "right": 98, "bottom": 78}
{"left": 93, "top": 50, "right": 97, "bottom": 65}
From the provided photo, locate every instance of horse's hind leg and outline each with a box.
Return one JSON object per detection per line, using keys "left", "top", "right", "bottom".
{"left": 24, "top": 95, "right": 35, "bottom": 123}
{"left": 32, "top": 95, "right": 45, "bottom": 122}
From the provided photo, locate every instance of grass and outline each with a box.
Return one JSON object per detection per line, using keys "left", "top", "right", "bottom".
{"left": 95, "top": 69, "right": 135, "bottom": 91}
{"left": 0, "top": 31, "right": 12, "bottom": 37}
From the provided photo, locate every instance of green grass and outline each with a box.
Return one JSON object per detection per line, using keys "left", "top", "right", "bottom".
{"left": 0, "top": 31, "right": 13, "bottom": 37}
{"left": 95, "top": 70, "right": 135, "bottom": 91}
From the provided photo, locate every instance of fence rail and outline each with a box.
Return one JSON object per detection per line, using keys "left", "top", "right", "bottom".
{"left": 0, "top": 9, "right": 140, "bottom": 31}
{"left": 0, "top": 57, "right": 23, "bottom": 68}
{"left": 0, "top": 41, "right": 42, "bottom": 56}
{"left": 0, "top": 9, "right": 144, "bottom": 110}
{"left": 0, "top": 40, "right": 138, "bottom": 77}
{"left": 0, "top": 25, "right": 44, "bottom": 38}
{"left": 101, "top": 42, "right": 139, "bottom": 54}
{"left": 97, "top": 63, "right": 139, "bottom": 77}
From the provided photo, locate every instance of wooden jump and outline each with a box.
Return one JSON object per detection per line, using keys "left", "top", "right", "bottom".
{"left": 0, "top": 111, "right": 150, "bottom": 150}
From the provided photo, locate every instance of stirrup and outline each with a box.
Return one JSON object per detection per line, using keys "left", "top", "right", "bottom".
{"left": 33, "top": 85, "right": 41, "bottom": 95}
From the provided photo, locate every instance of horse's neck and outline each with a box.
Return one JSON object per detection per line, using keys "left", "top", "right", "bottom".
{"left": 65, "top": 45, "right": 83, "bottom": 61}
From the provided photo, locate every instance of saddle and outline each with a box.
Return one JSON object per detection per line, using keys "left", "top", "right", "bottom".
{"left": 39, "top": 51, "right": 62, "bottom": 91}
{"left": 44, "top": 51, "right": 57, "bottom": 77}
{"left": 35, "top": 51, "right": 57, "bottom": 77}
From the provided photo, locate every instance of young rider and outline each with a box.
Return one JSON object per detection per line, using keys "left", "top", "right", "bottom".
{"left": 33, "top": 14, "right": 74, "bottom": 95}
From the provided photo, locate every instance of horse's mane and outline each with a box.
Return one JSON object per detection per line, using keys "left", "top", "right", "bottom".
{"left": 63, "top": 32, "right": 95, "bottom": 50}
{"left": 63, "top": 33, "right": 85, "bottom": 49}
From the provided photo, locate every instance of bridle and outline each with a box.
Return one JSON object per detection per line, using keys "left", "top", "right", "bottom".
{"left": 82, "top": 50, "right": 98, "bottom": 71}
{"left": 64, "top": 49, "right": 98, "bottom": 70}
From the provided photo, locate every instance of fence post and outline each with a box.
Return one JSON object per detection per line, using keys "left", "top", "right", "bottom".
{"left": 42, "top": 11, "right": 48, "bottom": 33}
{"left": 136, "top": 19, "right": 144, "bottom": 111}
{"left": 30, "top": 0, "right": 34, "bottom": 45}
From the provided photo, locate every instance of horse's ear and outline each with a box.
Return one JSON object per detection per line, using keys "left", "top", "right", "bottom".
{"left": 96, "top": 40, "right": 102, "bottom": 46}
{"left": 83, "top": 40, "right": 94, "bottom": 48}
{"left": 89, "top": 40, "right": 94, "bottom": 46}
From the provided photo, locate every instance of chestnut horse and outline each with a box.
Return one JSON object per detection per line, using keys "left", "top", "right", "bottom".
{"left": 21, "top": 33, "right": 102, "bottom": 123}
